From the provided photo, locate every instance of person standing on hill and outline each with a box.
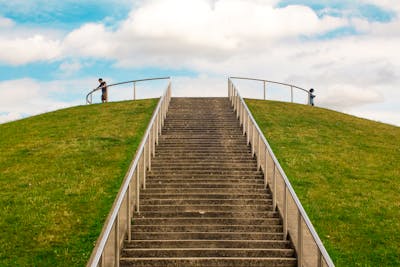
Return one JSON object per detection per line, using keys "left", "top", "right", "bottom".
{"left": 309, "top": 88, "right": 315, "bottom": 106}
{"left": 97, "top": 78, "right": 108, "bottom": 103}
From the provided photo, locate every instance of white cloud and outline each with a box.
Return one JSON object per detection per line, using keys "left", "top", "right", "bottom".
{"left": 0, "top": 16, "right": 14, "bottom": 28}
{"left": 318, "top": 85, "right": 384, "bottom": 110}
{"left": 0, "top": 35, "right": 62, "bottom": 65}
{"left": 0, "top": 78, "right": 92, "bottom": 124}
{"left": 61, "top": 0, "right": 347, "bottom": 68}
{"left": 0, "top": 0, "right": 399, "bottom": 126}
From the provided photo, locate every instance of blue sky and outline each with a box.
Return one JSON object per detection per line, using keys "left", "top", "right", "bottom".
{"left": 0, "top": 0, "right": 399, "bottom": 125}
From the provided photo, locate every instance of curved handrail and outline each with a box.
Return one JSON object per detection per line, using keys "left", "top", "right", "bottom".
{"left": 86, "top": 77, "right": 171, "bottom": 104}
{"left": 228, "top": 78, "right": 334, "bottom": 267}
{"left": 230, "top": 76, "right": 311, "bottom": 104}
{"left": 86, "top": 83, "right": 172, "bottom": 267}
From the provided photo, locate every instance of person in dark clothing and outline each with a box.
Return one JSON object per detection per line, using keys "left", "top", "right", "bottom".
{"left": 309, "top": 88, "right": 315, "bottom": 106}
{"left": 97, "top": 78, "right": 108, "bottom": 103}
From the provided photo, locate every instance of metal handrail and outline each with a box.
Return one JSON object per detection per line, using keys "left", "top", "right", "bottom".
{"left": 86, "top": 82, "right": 172, "bottom": 267}
{"left": 86, "top": 77, "right": 171, "bottom": 104}
{"left": 228, "top": 78, "right": 334, "bottom": 267}
{"left": 230, "top": 76, "right": 311, "bottom": 105}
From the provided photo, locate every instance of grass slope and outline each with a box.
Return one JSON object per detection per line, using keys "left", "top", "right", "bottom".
{"left": 0, "top": 99, "right": 158, "bottom": 266}
{"left": 246, "top": 99, "right": 400, "bottom": 267}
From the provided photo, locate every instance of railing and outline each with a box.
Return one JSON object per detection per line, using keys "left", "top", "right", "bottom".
{"left": 230, "top": 76, "right": 312, "bottom": 105}
{"left": 86, "top": 77, "right": 171, "bottom": 104}
{"left": 228, "top": 78, "right": 334, "bottom": 267}
{"left": 86, "top": 83, "right": 172, "bottom": 267}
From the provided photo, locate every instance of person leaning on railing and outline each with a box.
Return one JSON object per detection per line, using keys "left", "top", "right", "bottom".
{"left": 97, "top": 78, "right": 108, "bottom": 103}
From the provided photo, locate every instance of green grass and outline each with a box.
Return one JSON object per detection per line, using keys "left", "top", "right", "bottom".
{"left": 0, "top": 99, "right": 158, "bottom": 266}
{"left": 246, "top": 99, "right": 400, "bottom": 267}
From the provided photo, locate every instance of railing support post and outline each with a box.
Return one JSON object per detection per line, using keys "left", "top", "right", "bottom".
{"left": 114, "top": 215, "right": 120, "bottom": 267}
{"left": 291, "top": 86, "right": 293, "bottom": 103}
{"left": 273, "top": 164, "right": 277, "bottom": 211}
{"left": 133, "top": 82, "right": 136, "bottom": 100}
{"left": 142, "top": 154, "right": 146, "bottom": 189}
{"left": 283, "top": 186, "right": 288, "bottom": 240}
{"left": 298, "top": 214, "right": 303, "bottom": 267}
{"left": 135, "top": 168, "right": 140, "bottom": 213}
{"left": 263, "top": 81, "right": 266, "bottom": 100}
{"left": 127, "top": 185, "right": 131, "bottom": 241}
{"left": 257, "top": 134, "right": 261, "bottom": 170}
{"left": 148, "top": 139, "right": 152, "bottom": 171}
{"left": 264, "top": 147, "right": 268, "bottom": 189}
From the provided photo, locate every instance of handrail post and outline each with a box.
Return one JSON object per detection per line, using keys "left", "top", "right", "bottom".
{"left": 298, "top": 214, "right": 303, "bottom": 267}
{"left": 283, "top": 186, "right": 288, "bottom": 240}
{"left": 257, "top": 134, "right": 261, "bottom": 170}
{"left": 127, "top": 185, "right": 131, "bottom": 241}
{"left": 273, "top": 164, "right": 277, "bottom": 211}
{"left": 148, "top": 134, "right": 152, "bottom": 170}
{"left": 136, "top": 167, "right": 140, "bottom": 213}
{"left": 133, "top": 82, "right": 136, "bottom": 100}
{"left": 252, "top": 125, "right": 255, "bottom": 157}
{"left": 142, "top": 154, "right": 146, "bottom": 189}
{"left": 114, "top": 215, "right": 120, "bottom": 267}
{"left": 291, "top": 86, "right": 293, "bottom": 103}
{"left": 263, "top": 81, "right": 266, "bottom": 100}
{"left": 264, "top": 147, "right": 268, "bottom": 189}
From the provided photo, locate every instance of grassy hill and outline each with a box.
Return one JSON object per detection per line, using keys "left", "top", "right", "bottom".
{"left": 246, "top": 99, "right": 400, "bottom": 267}
{"left": 0, "top": 99, "right": 158, "bottom": 266}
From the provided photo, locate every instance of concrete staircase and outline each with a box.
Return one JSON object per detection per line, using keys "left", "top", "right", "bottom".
{"left": 120, "top": 98, "right": 297, "bottom": 267}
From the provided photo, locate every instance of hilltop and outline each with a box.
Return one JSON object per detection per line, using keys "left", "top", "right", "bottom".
{"left": 1, "top": 97, "right": 399, "bottom": 266}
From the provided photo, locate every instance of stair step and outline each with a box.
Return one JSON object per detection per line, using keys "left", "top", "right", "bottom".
{"left": 132, "top": 218, "right": 282, "bottom": 225}
{"left": 124, "top": 239, "right": 291, "bottom": 249}
{"left": 133, "top": 224, "right": 283, "bottom": 233}
{"left": 121, "top": 248, "right": 295, "bottom": 258}
{"left": 139, "top": 204, "right": 273, "bottom": 212}
{"left": 130, "top": 231, "right": 284, "bottom": 240}
{"left": 140, "top": 199, "right": 272, "bottom": 206}
{"left": 120, "top": 257, "right": 297, "bottom": 267}
{"left": 145, "top": 183, "right": 265, "bottom": 189}
{"left": 141, "top": 188, "right": 267, "bottom": 194}
{"left": 140, "top": 193, "right": 270, "bottom": 200}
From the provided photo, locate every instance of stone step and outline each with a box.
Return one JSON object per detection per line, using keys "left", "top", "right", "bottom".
{"left": 146, "top": 170, "right": 262, "bottom": 176}
{"left": 141, "top": 188, "right": 267, "bottom": 195}
{"left": 146, "top": 179, "right": 264, "bottom": 184}
{"left": 155, "top": 150, "right": 253, "bottom": 155}
{"left": 132, "top": 224, "right": 282, "bottom": 233}
{"left": 150, "top": 160, "right": 256, "bottom": 165}
{"left": 120, "top": 257, "right": 297, "bottom": 267}
{"left": 130, "top": 231, "right": 284, "bottom": 240}
{"left": 146, "top": 173, "right": 264, "bottom": 178}
{"left": 140, "top": 199, "right": 272, "bottom": 206}
{"left": 159, "top": 134, "right": 246, "bottom": 138}
{"left": 132, "top": 217, "right": 281, "bottom": 226}
{"left": 157, "top": 144, "right": 250, "bottom": 151}
{"left": 155, "top": 148, "right": 251, "bottom": 152}
{"left": 124, "top": 239, "right": 292, "bottom": 249}
{"left": 140, "top": 193, "right": 270, "bottom": 200}
{"left": 139, "top": 204, "right": 273, "bottom": 212}
{"left": 121, "top": 248, "right": 294, "bottom": 258}
{"left": 134, "top": 211, "right": 279, "bottom": 219}
{"left": 145, "top": 183, "right": 264, "bottom": 189}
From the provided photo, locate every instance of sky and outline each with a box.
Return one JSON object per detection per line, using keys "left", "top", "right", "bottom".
{"left": 0, "top": 0, "right": 399, "bottom": 126}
